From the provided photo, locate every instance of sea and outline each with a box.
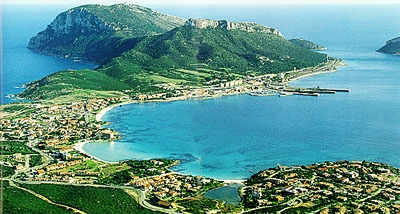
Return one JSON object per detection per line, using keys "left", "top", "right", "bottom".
{"left": 2, "top": 4, "right": 400, "bottom": 180}
{"left": 1, "top": 5, "right": 97, "bottom": 104}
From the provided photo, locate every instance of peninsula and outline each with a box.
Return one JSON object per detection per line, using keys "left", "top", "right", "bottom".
{"left": 23, "top": 3, "right": 333, "bottom": 101}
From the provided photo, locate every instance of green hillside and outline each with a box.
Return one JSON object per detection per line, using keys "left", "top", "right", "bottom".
{"left": 22, "top": 5, "right": 330, "bottom": 101}
{"left": 289, "top": 38, "right": 327, "bottom": 50}
{"left": 28, "top": 4, "right": 185, "bottom": 63}
{"left": 20, "top": 69, "right": 131, "bottom": 100}
{"left": 100, "top": 26, "right": 327, "bottom": 86}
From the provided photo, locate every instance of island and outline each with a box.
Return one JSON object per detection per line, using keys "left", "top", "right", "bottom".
{"left": 377, "top": 36, "right": 400, "bottom": 55}
{"left": 3, "top": 3, "right": 398, "bottom": 214}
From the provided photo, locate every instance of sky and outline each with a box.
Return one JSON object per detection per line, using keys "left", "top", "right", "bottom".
{"left": 2, "top": 0, "right": 400, "bottom": 5}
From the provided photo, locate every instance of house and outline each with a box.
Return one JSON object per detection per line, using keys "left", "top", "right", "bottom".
{"left": 276, "top": 195, "right": 285, "bottom": 202}
{"left": 36, "top": 169, "right": 45, "bottom": 176}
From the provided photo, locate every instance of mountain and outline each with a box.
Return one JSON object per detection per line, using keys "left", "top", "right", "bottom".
{"left": 99, "top": 18, "right": 327, "bottom": 85}
{"left": 27, "top": 4, "right": 186, "bottom": 63}
{"left": 289, "top": 38, "right": 327, "bottom": 50}
{"left": 22, "top": 5, "right": 330, "bottom": 100}
{"left": 377, "top": 37, "right": 400, "bottom": 55}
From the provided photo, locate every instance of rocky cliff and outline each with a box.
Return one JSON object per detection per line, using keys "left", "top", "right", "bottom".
{"left": 28, "top": 4, "right": 186, "bottom": 62}
{"left": 184, "top": 18, "right": 283, "bottom": 37}
{"left": 28, "top": 7, "right": 114, "bottom": 53}
{"left": 377, "top": 36, "right": 400, "bottom": 55}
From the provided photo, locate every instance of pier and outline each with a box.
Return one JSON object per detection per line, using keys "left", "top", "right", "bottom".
{"left": 278, "top": 87, "right": 350, "bottom": 97}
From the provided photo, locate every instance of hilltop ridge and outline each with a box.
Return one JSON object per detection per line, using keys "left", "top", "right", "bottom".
{"left": 184, "top": 18, "right": 283, "bottom": 37}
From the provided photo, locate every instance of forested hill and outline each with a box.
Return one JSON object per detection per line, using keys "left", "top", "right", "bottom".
{"left": 27, "top": 4, "right": 186, "bottom": 63}
{"left": 100, "top": 19, "right": 326, "bottom": 79}
{"left": 289, "top": 38, "right": 327, "bottom": 50}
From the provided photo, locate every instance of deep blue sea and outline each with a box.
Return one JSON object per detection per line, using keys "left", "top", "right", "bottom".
{"left": 2, "top": 4, "right": 400, "bottom": 180}
{"left": 1, "top": 5, "right": 97, "bottom": 104}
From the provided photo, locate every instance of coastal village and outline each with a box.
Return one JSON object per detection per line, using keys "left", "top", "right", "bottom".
{"left": 1, "top": 60, "right": 399, "bottom": 213}
{"left": 242, "top": 161, "right": 400, "bottom": 213}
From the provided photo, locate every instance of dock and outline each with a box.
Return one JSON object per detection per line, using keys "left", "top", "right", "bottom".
{"left": 278, "top": 87, "right": 350, "bottom": 98}
{"left": 293, "top": 92, "right": 320, "bottom": 97}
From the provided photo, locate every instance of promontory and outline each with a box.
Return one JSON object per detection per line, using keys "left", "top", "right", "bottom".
{"left": 24, "top": 3, "right": 331, "bottom": 101}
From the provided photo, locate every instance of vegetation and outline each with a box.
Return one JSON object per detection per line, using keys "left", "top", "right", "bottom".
{"left": 98, "top": 159, "right": 176, "bottom": 185}
{"left": 1, "top": 165, "right": 15, "bottom": 177}
{"left": 0, "top": 141, "right": 35, "bottom": 155}
{"left": 29, "top": 155, "right": 44, "bottom": 167}
{"left": 101, "top": 27, "right": 327, "bottom": 78}
{"left": 20, "top": 69, "right": 131, "bottom": 100}
{"left": 20, "top": 183, "right": 158, "bottom": 214}
{"left": 289, "top": 38, "right": 327, "bottom": 50}
{"left": 28, "top": 4, "right": 185, "bottom": 63}
{"left": 178, "top": 197, "right": 220, "bottom": 213}
{"left": 2, "top": 181, "right": 73, "bottom": 214}
{"left": 3, "top": 104, "right": 27, "bottom": 113}
{"left": 22, "top": 4, "right": 330, "bottom": 101}
{"left": 81, "top": 4, "right": 185, "bottom": 38}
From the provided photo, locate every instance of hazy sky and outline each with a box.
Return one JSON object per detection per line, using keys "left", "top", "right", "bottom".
{"left": 2, "top": 0, "right": 400, "bottom": 5}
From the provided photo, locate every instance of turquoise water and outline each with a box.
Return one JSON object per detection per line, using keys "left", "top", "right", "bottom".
{"left": 83, "top": 5, "right": 400, "bottom": 180}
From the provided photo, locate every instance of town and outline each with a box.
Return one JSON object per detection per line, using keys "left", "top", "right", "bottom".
{"left": 1, "top": 59, "right": 399, "bottom": 213}
{"left": 242, "top": 161, "right": 400, "bottom": 213}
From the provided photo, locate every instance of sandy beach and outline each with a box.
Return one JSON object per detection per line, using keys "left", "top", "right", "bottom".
{"left": 95, "top": 100, "right": 138, "bottom": 122}
{"left": 220, "top": 179, "right": 246, "bottom": 184}
{"left": 288, "top": 68, "right": 338, "bottom": 82}
{"left": 73, "top": 141, "right": 118, "bottom": 164}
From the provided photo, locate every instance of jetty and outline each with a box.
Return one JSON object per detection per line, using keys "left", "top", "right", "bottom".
{"left": 278, "top": 87, "right": 350, "bottom": 97}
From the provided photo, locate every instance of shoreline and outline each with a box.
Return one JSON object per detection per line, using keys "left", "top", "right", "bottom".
{"left": 288, "top": 60, "right": 345, "bottom": 83}
{"left": 288, "top": 68, "right": 338, "bottom": 82}
{"left": 73, "top": 141, "right": 119, "bottom": 164}
{"left": 220, "top": 179, "right": 247, "bottom": 184}
{"left": 80, "top": 60, "right": 345, "bottom": 179}
{"left": 94, "top": 62, "right": 342, "bottom": 123}
{"left": 95, "top": 100, "right": 139, "bottom": 122}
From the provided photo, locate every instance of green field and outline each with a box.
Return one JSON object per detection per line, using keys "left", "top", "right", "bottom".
{"left": 150, "top": 74, "right": 187, "bottom": 84}
{"left": 0, "top": 141, "right": 36, "bottom": 155}
{"left": 20, "top": 183, "right": 158, "bottom": 214}
{"left": 175, "top": 69, "right": 212, "bottom": 78}
{"left": 2, "top": 181, "right": 73, "bottom": 214}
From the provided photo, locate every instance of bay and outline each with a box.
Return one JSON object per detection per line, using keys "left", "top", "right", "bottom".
{"left": 84, "top": 5, "right": 400, "bottom": 180}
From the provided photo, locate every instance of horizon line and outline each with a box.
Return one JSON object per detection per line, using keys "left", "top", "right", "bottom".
{"left": 2, "top": 1, "right": 400, "bottom": 5}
